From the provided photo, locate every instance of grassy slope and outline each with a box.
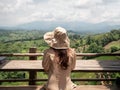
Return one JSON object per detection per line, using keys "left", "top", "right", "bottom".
{"left": 104, "top": 40, "right": 120, "bottom": 49}
{"left": 94, "top": 56, "right": 120, "bottom": 60}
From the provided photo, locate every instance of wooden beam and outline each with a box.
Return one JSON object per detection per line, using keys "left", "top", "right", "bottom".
{"left": 29, "top": 47, "right": 37, "bottom": 85}
{"left": 0, "top": 60, "right": 120, "bottom": 72}
{"left": 76, "top": 53, "right": 120, "bottom": 56}
{"left": 0, "top": 53, "right": 119, "bottom": 56}
{"left": 0, "top": 85, "right": 117, "bottom": 90}
{"left": 0, "top": 78, "right": 116, "bottom": 82}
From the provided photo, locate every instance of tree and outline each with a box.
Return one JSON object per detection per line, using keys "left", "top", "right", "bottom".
{"left": 111, "top": 46, "right": 119, "bottom": 53}
{"left": 86, "top": 35, "right": 95, "bottom": 45}
{"left": 86, "top": 43, "right": 104, "bottom": 53}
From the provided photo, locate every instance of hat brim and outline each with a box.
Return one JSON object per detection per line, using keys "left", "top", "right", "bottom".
{"left": 44, "top": 31, "right": 54, "bottom": 44}
{"left": 44, "top": 29, "right": 70, "bottom": 49}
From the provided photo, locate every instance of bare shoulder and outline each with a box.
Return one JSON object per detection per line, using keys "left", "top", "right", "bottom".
{"left": 69, "top": 48, "right": 75, "bottom": 53}
{"left": 68, "top": 48, "right": 76, "bottom": 55}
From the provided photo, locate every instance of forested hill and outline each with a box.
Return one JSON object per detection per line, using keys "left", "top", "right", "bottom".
{"left": 0, "top": 29, "right": 119, "bottom": 86}
{"left": 0, "top": 30, "right": 45, "bottom": 43}
{"left": 69, "top": 29, "right": 120, "bottom": 53}
{"left": 0, "top": 29, "right": 120, "bottom": 53}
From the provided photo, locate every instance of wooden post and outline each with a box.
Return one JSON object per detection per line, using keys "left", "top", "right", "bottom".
{"left": 29, "top": 47, "right": 37, "bottom": 85}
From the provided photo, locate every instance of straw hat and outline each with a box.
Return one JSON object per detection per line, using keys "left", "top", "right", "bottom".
{"left": 44, "top": 27, "right": 70, "bottom": 49}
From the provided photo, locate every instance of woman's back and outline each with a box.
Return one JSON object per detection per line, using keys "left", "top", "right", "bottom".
{"left": 42, "top": 48, "right": 76, "bottom": 90}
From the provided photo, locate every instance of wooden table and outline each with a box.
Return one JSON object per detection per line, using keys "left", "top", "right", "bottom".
{"left": 0, "top": 60, "right": 120, "bottom": 72}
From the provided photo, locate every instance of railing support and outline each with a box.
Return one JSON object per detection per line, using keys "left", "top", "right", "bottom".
{"left": 29, "top": 47, "right": 37, "bottom": 85}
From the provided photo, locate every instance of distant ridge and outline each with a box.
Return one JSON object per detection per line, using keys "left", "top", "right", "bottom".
{"left": 0, "top": 21, "right": 120, "bottom": 33}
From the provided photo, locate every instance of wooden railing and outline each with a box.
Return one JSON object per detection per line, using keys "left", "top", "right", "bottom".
{"left": 0, "top": 47, "right": 120, "bottom": 85}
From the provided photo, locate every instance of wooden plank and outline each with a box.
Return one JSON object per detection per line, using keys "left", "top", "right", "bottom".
{"left": 0, "top": 60, "right": 43, "bottom": 71}
{"left": 0, "top": 85, "right": 43, "bottom": 90}
{"left": 76, "top": 53, "right": 120, "bottom": 56}
{"left": 75, "top": 60, "right": 120, "bottom": 72}
{"left": 0, "top": 60, "right": 120, "bottom": 72}
{"left": 0, "top": 78, "right": 116, "bottom": 82}
{"left": 0, "top": 53, "right": 44, "bottom": 56}
{"left": 0, "top": 53, "right": 119, "bottom": 56}
{"left": 0, "top": 85, "right": 119, "bottom": 90}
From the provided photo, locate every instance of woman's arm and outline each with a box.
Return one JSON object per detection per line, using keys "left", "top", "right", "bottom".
{"left": 71, "top": 49, "right": 76, "bottom": 70}
{"left": 42, "top": 49, "right": 50, "bottom": 72}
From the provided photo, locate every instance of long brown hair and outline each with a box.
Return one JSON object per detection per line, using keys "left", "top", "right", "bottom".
{"left": 51, "top": 47, "right": 69, "bottom": 70}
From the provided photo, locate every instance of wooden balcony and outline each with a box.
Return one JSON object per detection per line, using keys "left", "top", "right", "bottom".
{"left": 0, "top": 48, "right": 120, "bottom": 90}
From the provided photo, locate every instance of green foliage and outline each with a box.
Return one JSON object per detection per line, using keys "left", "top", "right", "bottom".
{"left": 111, "top": 46, "right": 119, "bottom": 53}
{"left": 95, "top": 29, "right": 120, "bottom": 46}
{"left": 0, "top": 72, "right": 25, "bottom": 79}
{"left": 0, "top": 29, "right": 120, "bottom": 85}
{"left": 0, "top": 30, "right": 45, "bottom": 43}
{"left": 85, "top": 35, "right": 95, "bottom": 45}
{"left": 86, "top": 43, "right": 104, "bottom": 53}
{"left": 71, "top": 72, "right": 97, "bottom": 85}
{"left": 92, "top": 56, "right": 120, "bottom": 60}
{"left": 0, "top": 71, "right": 25, "bottom": 85}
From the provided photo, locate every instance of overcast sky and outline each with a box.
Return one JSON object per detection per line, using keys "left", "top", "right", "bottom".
{"left": 0, "top": 0, "right": 120, "bottom": 26}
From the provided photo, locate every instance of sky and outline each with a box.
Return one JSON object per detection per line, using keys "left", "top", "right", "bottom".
{"left": 0, "top": 0, "right": 120, "bottom": 28}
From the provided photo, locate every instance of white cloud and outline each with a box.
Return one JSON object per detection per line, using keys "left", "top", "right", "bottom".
{"left": 0, "top": 0, "right": 120, "bottom": 26}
